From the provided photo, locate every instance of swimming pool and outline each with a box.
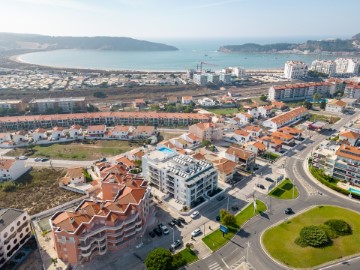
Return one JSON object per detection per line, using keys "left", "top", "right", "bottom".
{"left": 348, "top": 187, "right": 360, "bottom": 196}
{"left": 158, "top": 147, "right": 174, "bottom": 155}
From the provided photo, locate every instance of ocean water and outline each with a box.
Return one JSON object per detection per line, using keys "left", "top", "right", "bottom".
{"left": 18, "top": 37, "right": 339, "bottom": 71}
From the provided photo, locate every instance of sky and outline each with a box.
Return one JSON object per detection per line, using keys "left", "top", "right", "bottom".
{"left": 0, "top": 0, "right": 359, "bottom": 40}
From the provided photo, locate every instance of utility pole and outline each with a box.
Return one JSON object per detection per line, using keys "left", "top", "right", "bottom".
{"left": 172, "top": 227, "right": 175, "bottom": 243}
{"left": 226, "top": 196, "right": 230, "bottom": 212}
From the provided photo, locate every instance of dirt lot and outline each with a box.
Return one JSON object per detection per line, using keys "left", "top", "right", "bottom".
{"left": 7, "top": 140, "right": 143, "bottom": 160}
{"left": 0, "top": 168, "right": 83, "bottom": 215}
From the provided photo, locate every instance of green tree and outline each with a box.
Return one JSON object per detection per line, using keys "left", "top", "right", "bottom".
{"left": 93, "top": 91, "right": 107, "bottom": 98}
{"left": 202, "top": 140, "right": 211, "bottom": 147}
{"left": 260, "top": 95, "right": 267, "bottom": 102}
{"left": 312, "top": 93, "right": 322, "bottom": 102}
{"left": 220, "top": 209, "right": 236, "bottom": 227}
{"left": 320, "top": 100, "right": 326, "bottom": 110}
{"left": 303, "top": 100, "right": 312, "bottom": 109}
{"left": 145, "top": 248, "right": 173, "bottom": 270}
{"left": 150, "top": 104, "right": 160, "bottom": 111}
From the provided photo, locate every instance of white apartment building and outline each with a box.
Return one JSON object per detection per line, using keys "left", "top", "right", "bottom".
{"left": 0, "top": 208, "right": 32, "bottom": 268}
{"left": 344, "top": 84, "right": 360, "bottom": 99}
{"left": 310, "top": 59, "right": 336, "bottom": 76}
{"left": 219, "top": 73, "right": 232, "bottom": 84}
{"left": 142, "top": 147, "right": 218, "bottom": 207}
{"left": 325, "top": 99, "right": 346, "bottom": 113}
{"left": 268, "top": 82, "right": 334, "bottom": 102}
{"left": 335, "top": 58, "right": 360, "bottom": 74}
{"left": 206, "top": 73, "right": 220, "bottom": 84}
{"left": 198, "top": 97, "right": 216, "bottom": 107}
{"left": 193, "top": 74, "right": 208, "bottom": 86}
{"left": 29, "top": 97, "right": 86, "bottom": 113}
{"left": 284, "top": 61, "right": 308, "bottom": 79}
{"left": 231, "top": 67, "right": 246, "bottom": 78}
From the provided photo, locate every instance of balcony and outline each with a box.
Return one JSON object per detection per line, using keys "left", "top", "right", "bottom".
{"left": 79, "top": 233, "right": 106, "bottom": 249}
{"left": 81, "top": 244, "right": 98, "bottom": 257}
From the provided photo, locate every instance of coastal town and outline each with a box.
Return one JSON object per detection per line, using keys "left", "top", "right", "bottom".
{"left": 0, "top": 53, "right": 360, "bottom": 270}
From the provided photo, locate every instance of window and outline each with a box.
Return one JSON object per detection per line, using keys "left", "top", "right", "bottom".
{"left": 17, "top": 221, "right": 21, "bottom": 227}
{"left": 10, "top": 226, "right": 14, "bottom": 232}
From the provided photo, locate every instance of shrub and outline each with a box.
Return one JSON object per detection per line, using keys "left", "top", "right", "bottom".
{"left": 299, "top": 226, "right": 330, "bottom": 247}
{"left": 145, "top": 248, "right": 173, "bottom": 270}
{"left": 318, "top": 224, "right": 338, "bottom": 239}
{"left": 172, "top": 253, "right": 186, "bottom": 269}
{"left": 325, "top": 219, "right": 352, "bottom": 236}
{"left": 294, "top": 237, "right": 308, "bottom": 247}
{"left": 1, "top": 181, "right": 17, "bottom": 192}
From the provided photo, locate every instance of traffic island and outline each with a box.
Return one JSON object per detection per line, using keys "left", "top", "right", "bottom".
{"left": 262, "top": 205, "right": 360, "bottom": 268}
{"left": 269, "top": 178, "right": 299, "bottom": 200}
{"left": 202, "top": 200, "right": 267, "bottom": 251}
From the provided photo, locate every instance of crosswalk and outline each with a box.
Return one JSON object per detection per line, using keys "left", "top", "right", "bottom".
{"left": 207, "top": 260, "right": 223, "bottom": 270}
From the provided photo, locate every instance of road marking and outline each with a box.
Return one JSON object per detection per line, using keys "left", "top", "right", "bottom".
{"left": 221, "top": 258, "right": 230, "bottom": 269}
{"left": 208, "top": 261, "right": 223, "bottom": 270}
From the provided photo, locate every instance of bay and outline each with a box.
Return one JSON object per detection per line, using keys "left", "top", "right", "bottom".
{"left": 18, "top": 37, "right": 339, "bottom": 71}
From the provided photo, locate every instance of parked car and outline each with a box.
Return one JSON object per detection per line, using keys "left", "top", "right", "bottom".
{"left": 98, "top": 157, "right": 107, "bottom": 162}
{"left": 217, "top": 195, "right": 225, "bottom": 201}
{"left": 149, "top": 231, "right": 156, "bottom": 238}
{"left": 177, "top": 217, "right": 186, "bottom": 224}
{"left": 172, "top": 218, "right": 181, "bottom": 226}
{"left": 41, "top": 158, "right": 49, "bottom": 162}
{"left": 191, "top": 228, "right": 202, "bottom": 237}
{"left": 231, "top": 206, "right": 239, "bottom": 211}
{"left": 153, "top": 227, "right": 162, "bottom": 236}
{"left": 256, "top": 183, "right": 265, "bottom": 189}
{"left": 158, "top": 223, "right": 169, "bottom": 235}
{"left": 265, "top": 177, "right": 274, "bottom": 183}
{"left": 18, "top": 156, "right": 27, "bottom": 160}
{"left": 171, "top": 239, "right": 182, "bottom": 249}
{"left": 34, "top": 158, "right": 42, "bottom": 162}
{"left": 216, "top": 216, "right": 220, "bottom": 221}
{"left": 168, "top": 221, "right": 175, "bottom": 228}
{"left": 190, "top": 211, "right": 200, "bottom": 219}
{"left": 284, "top": 208, "right": 293, "bottom": 215}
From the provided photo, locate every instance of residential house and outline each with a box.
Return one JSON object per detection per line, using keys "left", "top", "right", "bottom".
{"left": 236, "top": 112, "right": 253, "bottom": 125}
{"left": 169, "top": 137, "right": 189, "bottom": 149}
{"left": 262, "top": 107, "right": 308, "bottom": 130}
{"left": 112, "top": 125, "right": 132, "bottom": 139}
{"left": 87, "top": 125, "right": 107, "bottom": 137}
{"left": 271, "top": 131, "right": 295, "bottom": 149}
{"left": 0, "top": 208, "right": 32, "bottom": 268}
{"left": 126, "top": 149, "right": 145, "bottom": 161}
{"left": 258, "top": 135, "right": 283, "bottom": 152}
{"left": 12, "top": 130, "right": 28, "bottom": 144}
{"left": 0, "top": 159, "right": 29, "bottom": 182}
{"left": 233, "top": 130, "right": 251, "bottom": 143}
{"left": 59, "top": 167, "right": 85, "bottom": 186}
{"left": 31, "top": 128, "right": 47, "bottom": 142}
{"left": 258, "top": 105, "right": 273, "bottom": 118}
{"left": 167, "top": 96, "right": 178, "bottom": 104}
{"left": 198, "top": 97, "right": 216, "bottom": 107}
{"left": 271, "top": 101, "right": 288, "bottom": 111}
{"left": 132, "top": 99, "right": 147, "bottom": 109}
{"left": 181, "top": 96, "right": 193, "bottom": 105}
{"left": 213, "top": 159, "right": 237, "bottom": 183}
{"left": 68, "top": 125, "right": 83, "bottom": 139}
{"left": 133, "top": 126, "right": 156, "bottom": 138}
{"left": 245, "top": 141, "right": 267, "bottom": 155}
{"left": 243, "top": 125, "right": 263, "bottom": 138}
{"left": 0, "top": 133, "right": 12, "bottom": 144}
{"left": 188, "top": 122, "right": 223, "bottom": 142}
{"left": 116, "top": 156, "right": 136, "bottom": 169}
{"left": 339, "top": 131, "right": 360, "bottom": 146}
{"left": 225, "top": 146, "right": 256, "bottom": 170}
{"left": 247, "top": 108, "right": 259, "bottom": 119}
{"left": 180, "top": 133, "right": 201, "bottom": 146}
{"left": 326, "top": 99, "right": 346, "bottom": 113}
{"left": 50, "top": 126, "right": 65, "bottom": 141}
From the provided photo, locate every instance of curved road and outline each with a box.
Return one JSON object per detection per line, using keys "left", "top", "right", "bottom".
{"left": 188, "top": 110, "right": 360, "bottom": 270}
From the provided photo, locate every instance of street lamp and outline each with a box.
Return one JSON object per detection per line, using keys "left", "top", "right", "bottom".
{"left": 171, "top": 227, "right": 175, "bottom": 243}
{"left": 226, "top": 196, "right": 230, "bottom": 212}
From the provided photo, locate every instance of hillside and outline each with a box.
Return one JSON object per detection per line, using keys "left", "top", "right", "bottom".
{"left": 0, "top": 32, "right": 178, "bottom": 51}
{"left": 219, "top": 35, "right": 360, "bottom": 53}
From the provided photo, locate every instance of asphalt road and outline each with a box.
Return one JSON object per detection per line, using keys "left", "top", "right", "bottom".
{"left": 188, "top": 110, "right": 360, "bottom": 270}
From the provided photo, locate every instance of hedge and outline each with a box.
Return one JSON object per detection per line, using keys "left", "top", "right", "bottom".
{"left": 309, "top": 166, "right": 360, "bottom": 200}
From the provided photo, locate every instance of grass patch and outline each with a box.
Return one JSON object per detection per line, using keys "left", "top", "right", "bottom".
{"left": 0, "top": 168, "right": 82, "bottom": 215}
{"left": 262, "top": 206, "right": 360, "bottom": 268}
{"left": 206, "top": 108, "right": 239, "bottom": 116}
{"left": 6, "top": 140, "right": 137, "bottom": 160}
{"left": 202, "top": 200, "right": 266, "bottom": 251}
{"left": 269, "top": 178, "right": 299, "bottom": 200}
{"left": 309, "top": 114, "right": 340, "bottom": 123}
{"left": 262, "top": 152, "right": 280, "bottom": 161}
{"left": 175, "top": 248, "right": 198, "bottom": 265}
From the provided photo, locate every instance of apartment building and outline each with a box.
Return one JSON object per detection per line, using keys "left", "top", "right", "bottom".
{"left": 310, "top": 60, "right": 336, "bottom": 76}
{"left": 262, "top": 107, "right": 308, "bottom": 129}
{"left": 313, "top": 144, "right": 360, "bottom": 186}
{"left": 29, "top": 97, "right": 86, "bottom": 113}
{"left": 0, "top": 159, "right": 28, "bottom": 182}
{"left": 335, "top": 58, "right": 360, "bottom": 74}
{"left": 0, "top": 208, "right": 32, "bottom": 268}
{"left": 219, "top": 73, "right": 232, "bottom": 84}
{"left": 51, "top": 173, "right": 151, "bottom": 264}
{"left": 284, "top": 61, "right": 308, "bottom": 79}
{"left": 198, "top": 97, "right": 216, "bottom": 107}
{"left": 0, "top": 112, "right": 211, "bottom": 132}
{"left": 142, "top": 147, "right": 218, "bottom": 207}
{"left": 206, "top": 73, "right": 220, "bottom": 84}
{"left": 339, "top": 131, "right": 360, "bottom": 146}
{"left": 0, "top": 100, "right": 26, "bottom": 113}
{"left": 343, "top": 84, "right": 360, "bottom": 99}
{"left": 193, "top": 74, "right": 208, "bottom": 86}
{"left": 268, "top": 82, "right": 334, "bottom": 102}
{"left": 188, "top": 122, "right": 223, "bottom": 142}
